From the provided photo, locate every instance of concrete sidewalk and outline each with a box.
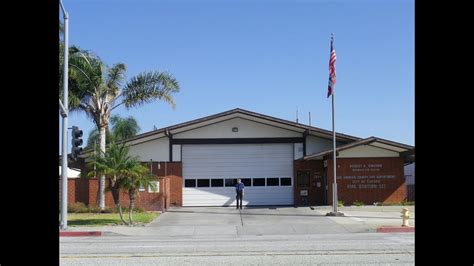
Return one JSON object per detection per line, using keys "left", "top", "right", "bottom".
{"left": 62, "top": 205, "right": 414, "bottom": 237}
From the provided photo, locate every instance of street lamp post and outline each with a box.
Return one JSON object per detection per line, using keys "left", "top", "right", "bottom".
{"left": 59, "top": 0, "right": 69, "bottom": 230}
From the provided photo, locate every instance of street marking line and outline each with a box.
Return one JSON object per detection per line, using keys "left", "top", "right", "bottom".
{"left": 60, "top": 250, "right": 414, "bottom": 259}
{"left": 239, "top": 209, "right": 244, "bottom": 226}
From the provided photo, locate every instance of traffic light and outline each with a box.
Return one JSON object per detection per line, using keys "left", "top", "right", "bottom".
{"left": 71, "top": 126, "right": 83, "bottom": 160}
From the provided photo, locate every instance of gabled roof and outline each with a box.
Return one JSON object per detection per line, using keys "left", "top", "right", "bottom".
{"left": 118, "top": 108, "right": 361, "bottom": 145}
{"left": 303, "top": 136, "right": 414, "bottom": 161}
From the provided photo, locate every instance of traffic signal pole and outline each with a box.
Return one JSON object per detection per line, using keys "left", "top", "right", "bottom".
{"left": 71, "top": 126, "right": 83, "bottom": 160}
{"left": 60, "top": 0, "right": 69, "bottom": 230}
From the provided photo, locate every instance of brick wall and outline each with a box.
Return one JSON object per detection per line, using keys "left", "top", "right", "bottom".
{"left": 60, "top": 161, "right": 182, "bottom": 211}
{"left": 86, "top": 178, "right": 167, "bottom": 211}
{"left": 58, "top": 179, "right": 76, "bottom": 204}
{"left": 75, "top": 178, "right": 90, "bottom": 204}
{"left": 293, "top": 160, "right": 326, "bottom": 206}
{"left": 149, "top": 162, "right": 183, "bottom": 206}
{"left": 326, "top": 157, "right": 406, "bottom": 205}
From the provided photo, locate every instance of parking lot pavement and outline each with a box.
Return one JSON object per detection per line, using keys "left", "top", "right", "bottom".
{"left": 62, "top": 205, "right": 414, "bottom": 237}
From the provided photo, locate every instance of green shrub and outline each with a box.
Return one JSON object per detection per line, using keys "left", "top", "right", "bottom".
{"left": 88, "top": 206, "right": 102, "bottom": 213}
{"left": 67, "top": 202, "right": 88, "bottom": 213}
{"left": 98, "top": 206, "right": 145, "bottom": 213}
{"left": 379, "top": 200, "right": 415, "bottom": 206}
{"left": 353, "top": 200, "right": 364, "bottom": 206}
{"left": 103, "top": 207, "right": 116, "bottom": 213}
{"left": 338, "top": 200, "right": 345, "bottom": 207}
{"left": 123, "top": 206, "right": 145, "bottom": 213}
{"left": 67, "top": 203, "right": 146, "bottom": 213}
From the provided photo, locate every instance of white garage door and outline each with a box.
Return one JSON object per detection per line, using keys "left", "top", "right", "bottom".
{"left": 183, "top": 144, "right": 294, "bottom": 206}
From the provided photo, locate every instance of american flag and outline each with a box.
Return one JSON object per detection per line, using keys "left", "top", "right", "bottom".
{"left": 327, "top": 35, "right": 336, "bottom": 98}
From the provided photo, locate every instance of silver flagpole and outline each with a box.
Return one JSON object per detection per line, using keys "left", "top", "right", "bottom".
{"left": 332, "top": 92, "right": 337, "bottom": 213}
{"left": 327, "top": 33, "right": 343, "bottom": 216}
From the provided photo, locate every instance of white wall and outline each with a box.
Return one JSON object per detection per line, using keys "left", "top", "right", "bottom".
{"left": 172, "top": 144, "right": 181, "bottom": 162}
{"left": 306, "top": 135, "right": 336, "bottom": 155}
{"left": 127, "top": 137, "right": 170, "bottom": 161}
{"left": 174, "top": 117, "right": 301, "bottom": 139}
{"left": 59, "top": 167, "right": 81, "bottom": 178}
{"left": 338, "top": 145, "right": 399, "bottom": 158}
{"left": 294, "top": 143, "right": 303, "bottom": 159}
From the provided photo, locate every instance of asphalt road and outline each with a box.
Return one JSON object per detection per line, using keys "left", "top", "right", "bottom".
{"left": 60, "top": 232, "right": 414, "bottom": 265}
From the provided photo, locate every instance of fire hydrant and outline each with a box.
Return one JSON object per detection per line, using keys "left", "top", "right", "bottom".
{"left": 401, "top": 208, "right": 410, "bottom": 227}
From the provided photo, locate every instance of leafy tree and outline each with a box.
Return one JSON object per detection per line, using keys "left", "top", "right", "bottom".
{"left": 85, "top": 142, "right": 140, "bottom": 224}
{"left": 66, "top": 50, "right": 179, "bottom": 210}
{"left": 120, "top": 164, "right": 156, "bottom": 225}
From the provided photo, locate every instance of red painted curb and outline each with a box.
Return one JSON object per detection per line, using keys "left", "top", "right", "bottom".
{"left": 60, "top": 231, "right": 102, "bottom": 237}
{"left": 377, "top": 226, "right": 415, "bottom": 233}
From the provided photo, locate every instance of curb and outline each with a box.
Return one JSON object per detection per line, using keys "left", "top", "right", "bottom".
{"left": 60, "top": 231, "right": 103, "bottom": 237}
{"left": 377, "top": 226, "right": 414, "bottom": 233}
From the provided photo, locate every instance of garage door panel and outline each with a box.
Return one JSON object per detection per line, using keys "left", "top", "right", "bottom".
{"left": 183, "top": 144, "right": 294, "bottom": 206}
{"left": 182, "top": 188, "right": 235, "bottom": 206}
{"left": 183, "top": 187, "right": 293, "bottom": 206}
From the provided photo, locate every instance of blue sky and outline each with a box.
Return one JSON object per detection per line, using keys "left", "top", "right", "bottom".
{"left": 60, "top": 0, "right": 414, "bottom": 150}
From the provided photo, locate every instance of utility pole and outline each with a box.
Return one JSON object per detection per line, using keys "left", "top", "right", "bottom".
{"left": 59, "top": 0, "right": 69, "bottom": 230}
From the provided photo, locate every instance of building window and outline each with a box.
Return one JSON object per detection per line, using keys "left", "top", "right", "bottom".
{"left": 297, "top": 171, "right": 310, "bottom": 188}
{"left": 184, "top": 179, "right": 196, "bottom": 188}
{"left": 225, "top": 179, "right": 236, "bottom": 187}
{"left": 197, "top": 179, "right": 210, "bottom": 187}
{"left": 280, "top": 177, "right": 292, "bottom": 186}
{"left": 211, "top": 179, "right": 224, "bottom": 187}
{"left": 148, "top": 180, "right": 160, "bottom": 193}
{"left": 139, "top": 184, "right": 145, "bottom": 191}
{"left": 252, "top": 178, "right": 265, "bottom": 186}
{"left": 241, "top": 178, "right": 251, "bottom": 187}
{"left": 266, "top": 178, "right": 279, "bottom": 186}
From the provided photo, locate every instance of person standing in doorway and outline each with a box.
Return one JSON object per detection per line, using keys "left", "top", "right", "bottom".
{"left": 235, "top": 178, "right": 245, "bottom": 209}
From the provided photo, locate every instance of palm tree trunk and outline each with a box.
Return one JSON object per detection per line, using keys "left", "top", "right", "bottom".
{"left": 110, "top": 178, "right": 127, "bottom": 225}
{"left": 117, "top": 204, "right": 127, "bottom": 225}
{"left": 128, "top": 189, "right": 136, "bottom": 225}
{"left": 98, "top": 125, "right": 107, "bottom": 210}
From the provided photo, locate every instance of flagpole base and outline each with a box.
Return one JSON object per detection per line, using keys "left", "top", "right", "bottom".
{"left": 326, "top": 211, "right": 345, "bottom": 216}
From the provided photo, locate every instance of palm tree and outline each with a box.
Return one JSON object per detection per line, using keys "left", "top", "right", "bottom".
{"left": 86, "top": 142, "right": 140, "bottom": 224}
{"left": 120, "top": 164, "right": 156, "bottom": 225}
{"left": 85, "top": 128, "right": 114, "bottom": 150}
{"left": 68, "top": 50, "right": 179, "bottom": 210}
{"left": 85, "top": 115, "right": 140, "bottom": 150}
{"left": 111, "top": 115, "right": 141, "bottom": 141}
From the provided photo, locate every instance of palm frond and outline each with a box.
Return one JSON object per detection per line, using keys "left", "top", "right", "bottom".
{"left": 59, "top": 20, "right": 64, "bottom": 35}
{"left": 107, "top": 63, "right": 126, "bottom": 91}
{"left": 122, "top": 71, "right": 180, "bottom": 109}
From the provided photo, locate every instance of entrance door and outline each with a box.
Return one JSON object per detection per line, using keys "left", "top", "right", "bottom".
{"left": 312, "top": 170, "right": 326, "bottom": 206}
{"left": 296, "top": 170, "right": 311, "bottom": 206}
{"left": 295, "top": 164, "right": 326, "bottom": 206}
{"left": 322, "top": 171, "right": 328, "bottom": 205}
